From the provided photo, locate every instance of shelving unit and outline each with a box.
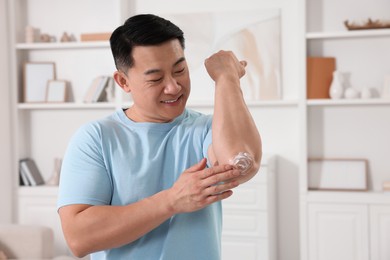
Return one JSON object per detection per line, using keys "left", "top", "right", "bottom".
{"left": 7, "top": 1, "right": 131, "bottom": 257}
{"left": 8, "top": 0, "right": 127, "bottom": 181}
{"left": 301, "top": 0, "right": 390, "bottom": 259}
{"left": 304, "top": 1, "right": 390, "bottom": 192}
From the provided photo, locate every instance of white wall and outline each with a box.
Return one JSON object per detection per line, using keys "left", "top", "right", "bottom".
{"left": 0, "top": 0, "right": 13, "bottom": 223}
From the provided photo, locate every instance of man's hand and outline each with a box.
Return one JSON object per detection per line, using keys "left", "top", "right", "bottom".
{"left": 204, "top": 50, "right": 247, "bottom": 83}
{"left": 167, "top": 158, "right": 240, "bottom": 214}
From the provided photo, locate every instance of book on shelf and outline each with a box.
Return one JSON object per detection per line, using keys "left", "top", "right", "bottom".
{"left": 19, "top": 167, "right": 30, "bottom": 186}
{"left": 19, "top": 158, "right": 45, "bottom": 186}
{"left": 104, "top": 77, "right": 115, "bottom": 102}
{"left": 84, "top": 76, "right": 112, "bottom": 103}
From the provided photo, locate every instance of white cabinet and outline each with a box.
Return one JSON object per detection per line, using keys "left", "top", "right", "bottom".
{"left": 369, "top": 205, "right": 390, "bottom": 260}
{"left": 306, "top": 194, "right": 390, "bottom": 260}
{"left": 222, "top": 155, "right": 276, "bottom": 260}
{"left": 17, "top": 187, "right": 70, "bottom": 257}
{"left": 308, "top": 203, "right": 369, "bottom": 260}
{"left": 18, "top": 187, "right": 90, "bottom": 259}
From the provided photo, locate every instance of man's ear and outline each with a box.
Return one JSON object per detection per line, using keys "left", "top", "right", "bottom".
{"left": 114, "top": 71, "right": 131, "bottom": 93}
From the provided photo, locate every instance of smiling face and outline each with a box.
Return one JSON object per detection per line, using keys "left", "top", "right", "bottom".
{"left": 114, "top": 39, "right": 190, "bottom": 123}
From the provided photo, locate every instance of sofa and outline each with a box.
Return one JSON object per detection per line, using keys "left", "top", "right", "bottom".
{"left": 0, "top": 224, "right": 74, "bottom": 260}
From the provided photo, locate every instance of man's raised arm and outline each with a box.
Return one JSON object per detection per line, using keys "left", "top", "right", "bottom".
{"left": 205, "top": 50, "right": 262, "bottom": 183}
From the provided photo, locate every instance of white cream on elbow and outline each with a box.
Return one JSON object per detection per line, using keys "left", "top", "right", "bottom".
{"left": 229, "top": 152, "right": 254, "bottom": 175}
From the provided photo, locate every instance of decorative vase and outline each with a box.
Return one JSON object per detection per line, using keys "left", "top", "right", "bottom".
{"left": 329, "top": 71, "right": 345, "bottom": 99}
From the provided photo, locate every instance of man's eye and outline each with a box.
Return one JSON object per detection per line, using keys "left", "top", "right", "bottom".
{"left": 175, "top": 68, "right": 185, "bottom": 74}
{"left": 149, "top": 78, "right": 162, "bottom": 83}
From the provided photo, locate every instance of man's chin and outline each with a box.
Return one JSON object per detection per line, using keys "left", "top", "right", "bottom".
{"left": 163, "top": 106, "right": 186, "bottom": 122}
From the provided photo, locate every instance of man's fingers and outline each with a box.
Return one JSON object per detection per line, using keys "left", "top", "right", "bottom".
{"left": 200, "top": 164, "right": 235, "bottom": 180}
{"left": 205, "top": 180, "right": 239, "bottom": 196}
{"left": 202, "top": 168, "right": 241, "bottom": 188}
{"left": 186, "top": 158, "right": 207, "bottom": 173}
{"left": 205, "top": 190, "right": 234, "bottom": 204}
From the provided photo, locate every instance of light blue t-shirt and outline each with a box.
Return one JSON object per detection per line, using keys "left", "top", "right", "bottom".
{"left": 57, "top": 108, "right": 222, "bottom": 260}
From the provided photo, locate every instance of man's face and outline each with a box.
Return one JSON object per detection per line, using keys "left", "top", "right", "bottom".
{"left": 122, "top": 39, "right": 190, "bottom": 123}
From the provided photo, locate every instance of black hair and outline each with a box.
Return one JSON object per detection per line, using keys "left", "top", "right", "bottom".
{"left": 110, "top": 14, "right": 185, "bottom": 72}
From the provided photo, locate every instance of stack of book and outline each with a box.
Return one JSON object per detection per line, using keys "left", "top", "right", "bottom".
{"left": 84, "top": 76, "right": 115, "bottom": 103}
{"left": 19, "top": 158, "right": 45, "bottom": 186}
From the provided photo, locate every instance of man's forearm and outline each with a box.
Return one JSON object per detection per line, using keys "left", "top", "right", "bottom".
{"left": 59, "top": 189, "right": 174, "bottom": 257}
{"left": 211, "top": 76, "right": 262, "bottom": 180}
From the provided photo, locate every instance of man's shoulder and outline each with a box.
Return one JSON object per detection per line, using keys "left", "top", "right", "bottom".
{"left": 71, "top": 111, "right": 121, "bottom": 140}
{"left": 174, "top": 109, "right": 212, "bottom": 136}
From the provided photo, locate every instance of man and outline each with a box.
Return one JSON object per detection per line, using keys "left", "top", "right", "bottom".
{"left": 58, "top": 14, "right": 261, "bottom": 259}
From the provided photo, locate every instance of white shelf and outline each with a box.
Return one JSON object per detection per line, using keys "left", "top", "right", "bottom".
{"left": 306, "top": 29, "right": 390, "bottom": 40}
{"left": 186, "top": 99, "right": 299, "bottom": 108}
{"left": 307, "top": 190, "right": 390, "bottom": 204}
{"left": 18, "top": 185, "right": 59, "bottom": 196}
{"left": 15, "top": 41, "right": 110, "bottom": 50}
{"left": 306, "top": 99, "right": 390, "bottom": 106}
{"left": 16, "top": 100, "right": 299, "bottom": 111}
{"left": 245, "top": 100, "right": 300, "bottom": 107}
{"left": 17, "top": 102, "right": 116, "bottom": 110}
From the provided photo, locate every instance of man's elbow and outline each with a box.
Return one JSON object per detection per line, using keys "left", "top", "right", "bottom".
{"left": 248, "top": 155, "right": 261, "bottom": 177}
{"left": 67, "top": 238, "right": 92, "bottom": 258}
{"left": 66, "top": 236, "right": 91, "bottom": 258}
{"left": 246, "top": 146, "right": 262, "bottom": 176}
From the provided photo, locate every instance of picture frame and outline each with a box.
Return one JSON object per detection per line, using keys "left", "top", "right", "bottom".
{"left": 23, "top": 62, "right": 56, "bottom": 103}
{"left": 308, "top": 158, "right": 368, "bottom": 191}
{"left": 45, "top": 80, "right": 67, "bottom": 103}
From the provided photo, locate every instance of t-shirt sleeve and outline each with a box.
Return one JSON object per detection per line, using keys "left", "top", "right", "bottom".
{"left": 57, "top": 123, "right": 112, "bottom": 210}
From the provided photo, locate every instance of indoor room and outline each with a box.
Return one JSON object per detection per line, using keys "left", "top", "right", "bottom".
{"left": 0, "top": 0, "right": 389, "bottom": 259}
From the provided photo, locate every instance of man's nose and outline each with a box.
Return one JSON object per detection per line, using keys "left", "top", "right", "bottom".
{"left": 164, "top": 77, "right": 181, "bottom": 95}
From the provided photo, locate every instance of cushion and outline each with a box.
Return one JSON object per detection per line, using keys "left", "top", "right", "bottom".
{"left": 0, "top": 224, "right": 53, "bottom": 259}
